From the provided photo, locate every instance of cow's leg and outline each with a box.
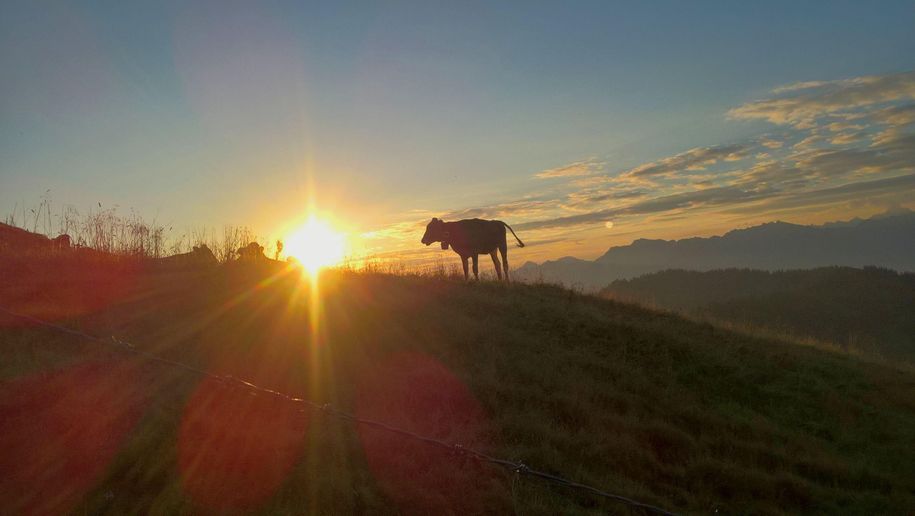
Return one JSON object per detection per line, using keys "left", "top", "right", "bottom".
{"left": 490, "top": 250, "right": 502, "bottom": 280}
{"left": 499, "top": 242, "right": 510, "bottom": 281}
{"left": 461, "top": 255, "right": 469, "bottom": 280}
{"left": 472, "top": 254, "right": 479, "bottom": 280}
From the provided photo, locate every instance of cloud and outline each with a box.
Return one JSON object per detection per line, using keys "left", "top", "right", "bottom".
{"left": 878, "top": 130, "right": 915, "bottom": 152}
{"left": 535, "top": 159, "right": 604, "bottom": 179}
{"left": 759, "top": 137, "right": 784, "bottom": 149}
{"left": 790, "top": 172, "right": 915, "bottom": 202}
{"left": 793, "top": 133, "right": 824, "bottom": 150}
{"left": 514, "top": 209, "right": 621, "bottom": 231}
{"left": 621, "top": 144, "right": 751, "bottom": 178}
{"left": 793, "top": 132, "right": 915, "bottom": 177}
{"left": 825, "top": 122, "right": 864, "bottom": 132}
{"left": 733, "top": 160, "right": 809, "bottom": 189}
{"left": 627, "top": 185, "right": 773, "bottom": 213}
{"left": 828, "top": 132, "right": 865, "bottom": 145}
{"left": 871, "top": 103, "right": 915, "bottom": 126}
{"left": 440, "top": 198, "right": 553, "bottom": 221}
{"left": 737, "top": 127, "right": 915, "bottom": 189}
{"left": 516, "top": 186, "right": 774, "bottom": 231}
{"left": 728, "top": 173, "right": 915, "bottom": 214}
{"left": 872, "top": 126, "right": 907, "bottom": 147}
{"left": 566, "top": 189, "right": 647, "bottom": 207}
{"left": 728, "top": 71, "right": 915, "bottom": 126}
{"left": 770, "top": 80, "right": 832, "bottom": 94}
{"left": 360, "top": 219, "right": 427, "bottom": 241}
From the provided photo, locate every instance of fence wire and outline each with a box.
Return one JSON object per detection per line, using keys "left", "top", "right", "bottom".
{"left": 0, "top": 305, "right": 678, "bottom": 516}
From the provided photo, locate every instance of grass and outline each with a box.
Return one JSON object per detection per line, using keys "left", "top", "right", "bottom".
{"left": 601, "top": 267, "right": 915, "bottom": 364}
{"left": 1, "top": 262, "right": 914, "bottom": 514}
{"left": 4, "top": 198, "right": 267, "bottom": 261}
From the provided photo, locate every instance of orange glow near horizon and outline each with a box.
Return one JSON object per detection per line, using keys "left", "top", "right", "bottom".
{"left": 283, "top": 216, "right": 347, "bottom": 276}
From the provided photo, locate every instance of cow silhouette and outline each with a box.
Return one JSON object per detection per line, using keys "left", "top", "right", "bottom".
{"left": 421, "top": 218, "right": 525, "bottom": 281}
{"left": 237, "top": 242, "right": 266, "bottom": 263}
{"left": 155, "top": 244, "right": 218, "bottom": 270}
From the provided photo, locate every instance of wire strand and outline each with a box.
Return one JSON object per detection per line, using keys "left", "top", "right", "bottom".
{"left": 0, "top": 304, "right": 679, "bottom": 516}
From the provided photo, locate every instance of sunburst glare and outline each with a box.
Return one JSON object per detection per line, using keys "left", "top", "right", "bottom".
{"left": 283, "top": 217, "right": 347, "bottom": 276}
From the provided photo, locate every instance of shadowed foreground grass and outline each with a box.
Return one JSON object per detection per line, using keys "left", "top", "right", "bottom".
{"left": 1, "top": 265, "right": 914, "bottom": 514}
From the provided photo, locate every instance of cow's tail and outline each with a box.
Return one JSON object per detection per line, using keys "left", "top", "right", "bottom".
{"left": 501, "top": 221, "right": 525, "bottom": 248}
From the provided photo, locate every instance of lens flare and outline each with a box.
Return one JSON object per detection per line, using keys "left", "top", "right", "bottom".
{"left": 354, "top": 351, "right": 494, "bottom": 513}
{"left": 283, "top": 217, "right": 346, "bottom": 275}
{"left": 0, "top": 360, "right": 149, "bottom": 514}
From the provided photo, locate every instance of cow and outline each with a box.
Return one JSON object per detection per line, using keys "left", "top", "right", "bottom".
{"left": 237, "top": 242, "right": 266, "bottom": 263}
{"left": 421, "top": 218, "right": 525, "bottom": 281}
{"left": 154, "top": 244, "right": 218, "bottom": 270}
{"left": 0, "top": 224, "right": 72, "bottom": 255}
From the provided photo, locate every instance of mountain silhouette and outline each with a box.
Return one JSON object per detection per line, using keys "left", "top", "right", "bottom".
{"left": 514, "top": 210, "right": 915, "bottom": 290}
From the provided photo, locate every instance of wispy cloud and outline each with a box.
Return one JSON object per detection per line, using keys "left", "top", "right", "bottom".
{"left": 828, "top": 132, "right": 865, "bottom": 145}
{"left": 535, "top": 159, "right": 604, "bottom": 179}
{"left": 871, "top": 103, "right": 915, "bottom": 126}
{"left": 726, "top": 173, "right": 915, "bottom": 214}
{"left": 565, "top": 188, "right": 647, "bottom": 208}
{"left": 727, "top": 71, "right": 915, "bottom": 126}
{"left": 440, "top": 198, "right": 555, "bottom": 221}
{"left": 759, "top": 137, "right": 784, "bottom": 149}
{"left": 621, "top": 144, "right": 751, "bottom": 179}
{"left": 516, "top": 185, "right": 774, "bottom": 231}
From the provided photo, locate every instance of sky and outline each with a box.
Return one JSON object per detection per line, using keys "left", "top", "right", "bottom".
{"left": 2, "top": 0, "right": 914, "bottom": 265}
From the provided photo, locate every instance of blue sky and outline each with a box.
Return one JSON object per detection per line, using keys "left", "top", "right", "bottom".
{"left": 2, "top": 1, "right": 914, "bottom": 262}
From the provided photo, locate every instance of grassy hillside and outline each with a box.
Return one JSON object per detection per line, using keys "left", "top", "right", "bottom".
{"left": 601, "top": 267, "right": 915, "bottom": 362}
{"left": 2, "top": 263, "right": 915, "bottom": 514}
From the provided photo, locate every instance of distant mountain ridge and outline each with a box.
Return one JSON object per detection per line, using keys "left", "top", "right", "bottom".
{"left": 514, "top": 210, "right": 915, "bottom": 290}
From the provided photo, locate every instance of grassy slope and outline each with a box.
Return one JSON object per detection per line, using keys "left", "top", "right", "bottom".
{"left": 2, "top": 267, "right": 915, "bottom": 514}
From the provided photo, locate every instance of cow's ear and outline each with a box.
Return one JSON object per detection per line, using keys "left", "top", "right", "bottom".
{"left": 432, "top": 217, "right": 439, "bottom": 223}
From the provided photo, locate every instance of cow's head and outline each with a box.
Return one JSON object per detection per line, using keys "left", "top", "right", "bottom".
{"left": 421, "top": 218, "right": 450, "bottom": 249}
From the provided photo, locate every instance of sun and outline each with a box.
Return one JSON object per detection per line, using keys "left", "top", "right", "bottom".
{"left": 284, "top": 217, "right": 346, "bottom": 275}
